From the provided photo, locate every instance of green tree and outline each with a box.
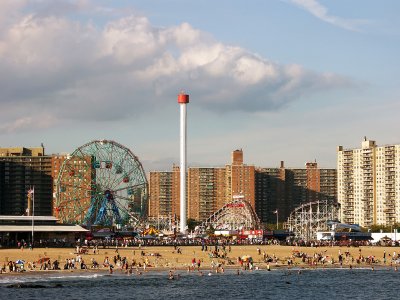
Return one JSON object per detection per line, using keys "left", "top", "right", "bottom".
{"left": 187, "top": 218, "right": 200, "bottom": 231}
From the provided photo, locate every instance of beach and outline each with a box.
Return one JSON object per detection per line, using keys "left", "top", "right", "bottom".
{"left": 1, "top": 244, "right": 398, "bottom": 276}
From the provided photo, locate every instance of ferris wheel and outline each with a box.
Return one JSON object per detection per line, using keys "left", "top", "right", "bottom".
{"left": 55, "top": 140, "right": 148, "bottom": 227}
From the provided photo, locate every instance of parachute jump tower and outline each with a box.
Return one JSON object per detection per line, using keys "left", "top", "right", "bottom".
{"left": 178, "top": 92, "right": 189, "bottom": 234}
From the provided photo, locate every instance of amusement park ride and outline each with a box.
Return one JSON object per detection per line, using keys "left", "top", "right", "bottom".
{"left": 285, "top": 200, "right": 341, "bottom": 240}
{"left": 196, "top": 195, "right": 260, "bottom": 234}
{"left": 55, "top": 140, "right": 148, "bottom": 228}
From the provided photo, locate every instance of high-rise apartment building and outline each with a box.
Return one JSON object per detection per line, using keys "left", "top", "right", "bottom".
{"left": 255, "top": 161, "right": 337, "bottom": 224}
{"left": 338, "top": 138, "right": 400, "bottom": 227}
{"left": 148, "top": 171, "right": 173, "bottom": 218}
{"left": 0, "top": 146, "right": 53, "bottom": 216}
{"left": 148, "top": 166, "right": 180, "bottom": 220}
{"left": 187, "top": 167, "right": 227, "bottom": 221}
{"left": 255, "top": 164, "right": 285, "bottom": 225}
{"left": 226, "top": 149, "right": 255, "bottom": 209}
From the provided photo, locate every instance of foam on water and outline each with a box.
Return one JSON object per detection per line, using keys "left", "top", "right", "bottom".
{"left": 0, "top": 272, "right": 107, "bottom": 284}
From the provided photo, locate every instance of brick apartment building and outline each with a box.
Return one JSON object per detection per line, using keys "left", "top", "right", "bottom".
{"left": 255, "top": 161, "right": 337, "bottom": 224}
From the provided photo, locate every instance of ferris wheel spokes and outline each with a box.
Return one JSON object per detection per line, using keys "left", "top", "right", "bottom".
{"left": 56, "top": 140, "right": 148, "bottom": 226}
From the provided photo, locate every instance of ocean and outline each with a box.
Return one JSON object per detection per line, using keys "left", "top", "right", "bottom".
{"left": 0, "top": 267, "right": 398, "bottom": 299}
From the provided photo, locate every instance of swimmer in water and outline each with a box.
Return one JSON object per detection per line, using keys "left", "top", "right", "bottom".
{"left": 169, "top": 270, "right": 174, "bottom": 280}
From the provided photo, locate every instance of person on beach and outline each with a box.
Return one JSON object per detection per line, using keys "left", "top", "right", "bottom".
{"left": 91, "top": 258, "right": 99, "bottom": 268}
{"left": 191, "top": 258, "right": 196, "bottom": 270}
{"left": 80, "top": 259, "right": 87, "bottom": 270}
{"left": 197, "top": 259, "right": 201, "bottom": 270}
{"left": 338, "top": 253, "right": 343, "bottom": 267}
{"left": 103, "top": 256, "right": 110, "bottom": 267}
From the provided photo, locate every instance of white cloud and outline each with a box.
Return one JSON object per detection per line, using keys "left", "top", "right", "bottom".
{"left": 288, "top": 0, "right": 366, "bottom": 31}
{"left": 0, "top": 115, "right": 57, "bottom": 133}
{"left": 0, "top": 1, "right": 352, "bottom": 132}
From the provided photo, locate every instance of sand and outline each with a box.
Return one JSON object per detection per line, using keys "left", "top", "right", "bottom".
{"left": 0, "top": 244, "right": 397, "bottom": 275}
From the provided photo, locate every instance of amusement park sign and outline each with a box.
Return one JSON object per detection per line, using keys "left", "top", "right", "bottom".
{"left": 241, "top": 229, "right": 263, "bottom": 236}
{"left": 226, "top": 203, "right": 245, "bottom": 208}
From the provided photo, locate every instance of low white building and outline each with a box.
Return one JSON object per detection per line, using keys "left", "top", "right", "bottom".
{"left": 370, "top": 231, "right": 400, "bottom": 243}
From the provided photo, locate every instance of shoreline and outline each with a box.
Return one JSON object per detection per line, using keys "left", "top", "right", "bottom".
{"left": 0, "top": 263, "right": 397, "bottom": 279}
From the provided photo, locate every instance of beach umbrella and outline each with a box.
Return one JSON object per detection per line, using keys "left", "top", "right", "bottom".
{"left": 15, "top": 259, "right": 25, "bottom": 264}
{"left": 241, "top": 255, "right": 252, "bottom": 261}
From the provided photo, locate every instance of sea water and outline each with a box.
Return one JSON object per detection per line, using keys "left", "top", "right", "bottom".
{"left": 0, "top": 268, "right": 398, "bottom": 299}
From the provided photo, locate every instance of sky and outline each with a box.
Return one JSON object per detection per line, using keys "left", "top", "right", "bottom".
{"left": 0, "top": 0, "right": 399, "bottom": 172}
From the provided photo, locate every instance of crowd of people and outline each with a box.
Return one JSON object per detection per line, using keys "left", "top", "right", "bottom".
{"left": 1, "top": 236, "right": 400, "bottom": 276}
{"left": 3, "top": 235, "right": 399, "bottom": 251}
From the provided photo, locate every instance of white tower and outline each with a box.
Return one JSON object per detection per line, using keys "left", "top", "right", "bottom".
{"left": 178, "top": 93, "right": 189, "bottom": 234}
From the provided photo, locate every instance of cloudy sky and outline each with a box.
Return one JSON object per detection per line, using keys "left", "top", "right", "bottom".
{"left": 0, "top": 0, "right": 399, "bottom": 172}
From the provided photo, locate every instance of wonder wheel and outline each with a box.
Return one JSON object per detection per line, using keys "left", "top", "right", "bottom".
{"left": 55, "top": 140, "right": 148, "bottom": 227}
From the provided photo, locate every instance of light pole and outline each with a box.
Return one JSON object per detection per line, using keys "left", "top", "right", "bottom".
{"left": 29, "top": 186, "right": 35, "bottom": 248}
{"left": 274, "top": 209, "right": 279, "bottom": 229}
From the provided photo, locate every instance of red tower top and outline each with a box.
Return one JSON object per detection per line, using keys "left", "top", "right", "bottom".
{"left": 177, "top": 93, "right": 189, "bottom": 104}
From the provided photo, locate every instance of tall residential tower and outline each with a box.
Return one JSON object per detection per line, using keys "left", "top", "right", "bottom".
{"left": 337, "top": 138, "right": 400, "bottom": 227}
{"left": 0, "top": 146, "right": 53, "bottom": 216}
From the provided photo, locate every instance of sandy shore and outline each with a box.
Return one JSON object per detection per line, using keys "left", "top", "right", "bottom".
{"left": 0, "top": 244, "right": 398, "bottom": 276}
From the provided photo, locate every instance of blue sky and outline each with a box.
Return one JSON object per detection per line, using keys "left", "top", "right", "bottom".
{"left": 0, "top": 0, "right": 399, "bottom": 172}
